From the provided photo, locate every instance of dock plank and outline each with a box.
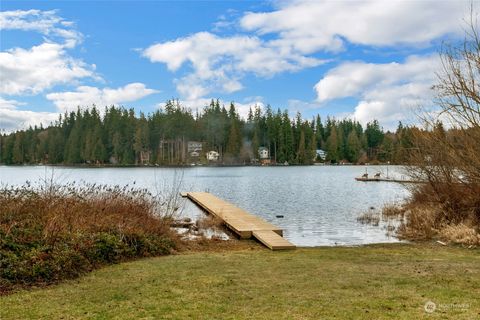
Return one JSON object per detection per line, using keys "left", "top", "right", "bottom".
{"left": 253, "top": 230, "right": 296, "bottom": 250}
{"left": 186, "top": 192, "right": 295, "bottom": 250}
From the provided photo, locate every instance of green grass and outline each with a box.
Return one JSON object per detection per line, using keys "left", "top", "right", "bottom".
{"left": 1, "top": 243, "right": 479, "bottom": 319}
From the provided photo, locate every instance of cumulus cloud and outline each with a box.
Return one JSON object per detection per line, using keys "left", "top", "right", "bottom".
{"left": 0, "top": 97, "right": 23, "bottom": 110}
{"left": 142, "top": 0, "right": 467, "bottom": 103}
{"left": 287, "top": 99, "right": 322, "bottom": 113}
{"left": 46, "top": 83, "right": 158, "bottom": 112}
{"left": 0, "top": 42, "right": 96, "bottom": 95}
{"left": 241, "top": 0, "right": 467, "bottom": 53}
{"left": 143, "top": 31, "right": 325, "bottom": 100}
{"left": 1, "top": 9, "right": 157, "bottom": 131}
{"left": 314, "top": 55, "right": 439, "bottom": 128}
{"left": 0, "top": 9, "right": 82, "bottom": 47}
{"left": 0, "top": 97, "right": 59, "bottom": 132}
{"left": 315, "top": 55, "right": 437, "bottom": 102}
{"left": 0, "top": 9, "right": 97, "bottom": 97}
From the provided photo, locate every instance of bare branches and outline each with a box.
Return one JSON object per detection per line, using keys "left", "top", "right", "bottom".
{"left": 434, "top": 11, "right": 480, "bottom": 128}
{"left": 403, "top": 8, "right": 480, "bottom": 237}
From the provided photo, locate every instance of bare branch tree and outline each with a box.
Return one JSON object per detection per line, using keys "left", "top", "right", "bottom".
{"left": 404, "top": 8, "right": 480, "bottom": 231}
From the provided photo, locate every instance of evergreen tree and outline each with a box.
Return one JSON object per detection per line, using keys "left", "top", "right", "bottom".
{"left": 346, "top": 131, "right": 361, "bottom": 163}
{"left": 47, "top": 128, "right": 65, "bottom": 163}
{"left": 365, "top": 120, "right": 384, "bottom": 148}
{"left": 64, "top": 119, "right": 82, "bottom": 164}
{"left": 296, "top": 129, "right": 306, "bottom": 164}
{"left": 282, "top": 110, "right": 294, "bottom": 163}
{"left": 307, "top": 128, "right": 316, "bottom": 164}
{"left": 134, "top": 114, "right": 150, "bottom": 163}
{"left": 0, "top": 103, "right": 411, "bottom": 166}
{"left": 252, "top": 129, "right": 260, "bottom": 161}
{"left": 315, "top": 114, "right": 324, "bottom": 149}
{"left": 326, "top": 126, "right": 339, "bottom": 163}
{"left": 226, "top": 105, "right": 242, "bottom": 160}
{"left": 13, "top": 131, "right": 25, "bottom": 164}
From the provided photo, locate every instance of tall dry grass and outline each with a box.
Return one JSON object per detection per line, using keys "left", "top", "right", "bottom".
{"left": 0, "top": 182, "right": 179, "bottom": 293}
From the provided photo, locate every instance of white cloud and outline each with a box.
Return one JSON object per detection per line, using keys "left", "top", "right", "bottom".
{"left": 241, "top": 0, "right": 467, "bottom": 53}
{"left": 0, "top": 97, "right": 59, "bottom": 132}
{"left": 143, "top": 0, "right": 468, "bottom": 103}
{"left": 315, "top": 55, "right": 436, "bottom": 102}
{"left": 0, "top": 10, "right": 97, "bottom": 97}
{"left": 143, "top": 31, "right": 325, "bottom": 100}
{"left": 314, "top": 55, "right": 439, "bottom": 129}
{"left": 46, "top": 83, "right": 158, "bottom": 112}
{"left": 287, "top": 99, "right": 323, "bottom": 116}
{"left": 0, "top": 42, "right": 96, "bottom": 95}
{"left": 0, "top": 9, "right": 82, "bottom": 47}
{"left": 1, "top": 9, "right": 158, "bottom": 132}
{"left": 0, "top": 97, "right": 23, "bottom": 110}
{"left": 237, "top": 0, "right": 469, "bottom": 128}
{"left": 353, "top": 83, "right": 432, "bottom": 127}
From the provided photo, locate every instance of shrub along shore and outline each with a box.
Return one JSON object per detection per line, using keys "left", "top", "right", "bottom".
{"left": 2, "top": 178, "right": 479, "bottom": 296}
{"left": 0, "top": 183, "right": 181, "bottom": 294}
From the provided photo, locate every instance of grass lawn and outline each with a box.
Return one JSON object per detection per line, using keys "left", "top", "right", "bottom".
{"left": 1, "top": 243, "right": 479, "bottom": 319}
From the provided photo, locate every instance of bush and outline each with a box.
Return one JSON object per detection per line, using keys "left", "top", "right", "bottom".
{"left": 394, "top": 15, "right": 480, "bottom": 246}
{"left": 0, "top": 183, "right": 179, "bottom": 294}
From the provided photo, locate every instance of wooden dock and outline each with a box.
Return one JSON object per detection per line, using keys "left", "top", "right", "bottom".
{"left": 355, "top": 177, "right": 423, "bottom": 183}
{"left": 186, "top": 192, "right": 295, "bottom": 250}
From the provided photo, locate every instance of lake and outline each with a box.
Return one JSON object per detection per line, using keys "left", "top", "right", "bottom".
{"left": 0, "top": 165, "right": 410, "bottom": 246}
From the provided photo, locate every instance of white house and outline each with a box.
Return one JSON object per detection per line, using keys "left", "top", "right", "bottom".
{"left": 207, "top": 150, "right": 219, "bottom": 161}
{"left": 258, "top": 147, "right": 269, "bottom": 160}
{"left": 316, "top": 149, "right": 327, "bottom": 161}
{"left": 188, "top": 141, "right": 202, "bottom": 153}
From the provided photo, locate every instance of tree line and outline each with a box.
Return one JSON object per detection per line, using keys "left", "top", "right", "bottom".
{"left": 0, "top": 99, "right": 416, "bottom": 165}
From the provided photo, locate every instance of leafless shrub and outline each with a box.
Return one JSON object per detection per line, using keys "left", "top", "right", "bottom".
{"left": 439, "top": 224, "right": 480, "bottom": 245}
{"left": 0, "top": 181, "right": 183, "bottom": 292}
{"left": 357, "top": 211, "right": 380, "bottom": 226}
{"left": 0, "top": 182, "right": 178, "bottom": 244}
{"left": 396, "top": 205, "right": 440, "bottom": 241}
{"left": 196, "top": 215, "right": 224, "bottom": 232}
{"left": 153, "top": 169, "right": 186, "bottom": 218}
{"left": 382, "top": 204, "right": 405, "bottom": 219}
{"left": 398, "top": 11, "right": 480, "bottom": 245}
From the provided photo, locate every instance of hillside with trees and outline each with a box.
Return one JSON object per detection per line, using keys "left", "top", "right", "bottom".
{"left": 0, "top": 99, "right": 416, "bottom": 166}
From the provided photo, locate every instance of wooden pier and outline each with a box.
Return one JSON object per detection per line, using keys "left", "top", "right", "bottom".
{"left": 185, "top": 192, "right": 295, "bottom": 250}
{"left": 355, "top": 177, "right": 423, "bottom": 183}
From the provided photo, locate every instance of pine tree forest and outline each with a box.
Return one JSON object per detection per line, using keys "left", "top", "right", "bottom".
{"left": 0, "top": 99, "right": 417, "bottom": 166}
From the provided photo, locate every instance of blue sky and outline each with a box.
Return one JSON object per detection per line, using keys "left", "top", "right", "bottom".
{"left": 0, "top": 0, "right": 472, "bottom": 132}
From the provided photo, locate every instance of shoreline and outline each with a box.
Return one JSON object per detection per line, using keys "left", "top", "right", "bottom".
{"left": 0, "top": 162, "right": 399, "bottom": 168}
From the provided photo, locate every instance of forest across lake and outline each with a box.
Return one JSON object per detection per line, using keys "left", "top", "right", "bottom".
{"left": 0, "top": 101, "right": 414, "bottom": 166}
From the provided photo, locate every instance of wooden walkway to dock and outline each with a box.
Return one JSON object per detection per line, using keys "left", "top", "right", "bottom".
{"left": 185, "top": 192, "right": 295, "bottom": 250}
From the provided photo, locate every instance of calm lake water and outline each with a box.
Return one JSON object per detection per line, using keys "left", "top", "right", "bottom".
{"left": 0, "top": 165, "right": 410, "bottom": 246}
